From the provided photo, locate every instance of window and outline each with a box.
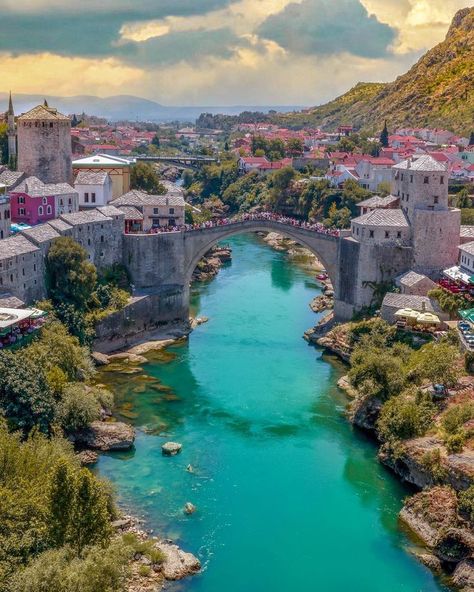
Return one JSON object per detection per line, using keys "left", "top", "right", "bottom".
{"left": 434, "top": 196, "right": 439, "bottom": 204}
{"left": 401, "top": 174, "right": 404, "bottom": 181}
{"left": 410, "top": 175, "right": 413, "bottom": 183}
{"left": 169, "top": 207, "right": 175, "bottom": 215}
{"left": 153, "top": 208, "right": 159, "bottom": 215}
{"left": 42, "top": 197, "right": 47, "bottom": 205}
{"left": 38, "top": 206, "right": 43, "bottom": 216}
{"left": 18, "top": 196, "right": 25, "bottom": 204}
{"left": 46, "top": 205, "right": 52, "bottom": 215}
{"left": 59, "top": 198, "right": 63, "bottom": 206}
{"left": 84, "top": 192, "right": 89, "bottom": 203}
{"left": 440, "top": 176, "right": 445, "bottom": 185}
{"left": 406, "top": 194, "right": 409, "bottom": 201}
{"left": 397, "top": 231, "right": 402, "bottom": 238}
{"left": 369, "top": 230, "right": 374, "bottom": 238}
{"left": 91, "top": 193, "right": 96, "bottom": 203}
{"left": 68, "top": 198, "right": 72, "bottom": 205}
{"left": 424, "top": 176, "right": 429, "bottom": 184}
{"left": 385, "top": 231, "right": 389, "bottom": 239}
{"left": 100, "top": 235, "right": 104, "bottom": 242}
{"left": 50, "top": 122, "right": 53, "bottom": 128}
{"left": 19, "top": 207, "right": 25, "bottom": 215}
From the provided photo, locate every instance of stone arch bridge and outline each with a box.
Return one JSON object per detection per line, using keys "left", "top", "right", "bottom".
{"left": 123, "top": 220, "right": 356, "bottom": 325}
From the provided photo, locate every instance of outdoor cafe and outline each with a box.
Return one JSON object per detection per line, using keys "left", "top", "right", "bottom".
{"left": 0, "top": 307, "right": 47, "bottom": 348}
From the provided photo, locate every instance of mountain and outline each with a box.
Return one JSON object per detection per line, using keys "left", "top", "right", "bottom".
{"left": 0, "top": 93, "right": 302, "bottom": 123}
{"left": 273, "top": 7, "right": 474, "bottom": 134}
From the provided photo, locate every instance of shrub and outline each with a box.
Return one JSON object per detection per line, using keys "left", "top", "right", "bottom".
{"left": 407, "top": 342, "right": 461, "bottom": 387}
{"left": 138, "top": 564, "right": 151, "bottom": 577}
{"left": 349, "top": 347, "right": 406, "bottom": 400}
{"left": 459, "top": 486, "right": 474, "bottom": 523}
{"left": 441, "top": 403, "right": 474, "bottom": 435}
{"left": 9, "top": 541, "right": 130, "bottom": 592}
{"left": 420, "top": 448, "right": 448, "bottom": 484}
{"left": 377, "top": 391, "right": 435, "bottom": 443}
{"left": 445, "top": 432, "right": 466, "bottom": 454}
{"left": 57, "top": 384, "right": 101, "bottom": 433}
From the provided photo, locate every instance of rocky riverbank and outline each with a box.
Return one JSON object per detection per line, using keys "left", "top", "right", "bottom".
{"left": 309, "top": 319, "right": 474, "bottom": 587}
{"left": 261, "top": 232, "right": 324, "bottom": 272}
{"left": 192, "top": 245, "right": 232, "bottom": 281}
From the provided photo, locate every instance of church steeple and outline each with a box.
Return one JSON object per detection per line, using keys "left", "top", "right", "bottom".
{"left": 8, "top": 91, "right": 14, "bottom": 116}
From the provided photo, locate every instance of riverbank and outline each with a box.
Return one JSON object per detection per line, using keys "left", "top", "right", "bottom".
{"left": 312, "top": 318, "right": 474, "bottom": 587}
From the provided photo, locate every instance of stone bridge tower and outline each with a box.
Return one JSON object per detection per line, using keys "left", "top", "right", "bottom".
{"left": 17, "top": 101, "right": 72, "bottom": 184}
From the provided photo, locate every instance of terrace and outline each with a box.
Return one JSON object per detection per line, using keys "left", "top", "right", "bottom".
{"left": 0, "top": 307, "right": 47, "bottom": 349}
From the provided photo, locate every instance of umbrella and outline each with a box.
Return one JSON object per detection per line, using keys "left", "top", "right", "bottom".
{"left": 416, "top": 312, "right": 441, "bottom": 325}
{"left": 395, "top": 308, "right": 419, "bottom": 322}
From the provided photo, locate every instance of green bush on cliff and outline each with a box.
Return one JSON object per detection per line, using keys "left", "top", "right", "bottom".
{"left": 445, "top": 432, "right": 466, "bottom": 454}
{"left": 459, "top": 486, "right": 474, "bottom": 523}
{"left": 377, "top": 391, "right": 436, "bottom": 443}
{"left": 441, "top": 403, "right": 474, "bottom": 436}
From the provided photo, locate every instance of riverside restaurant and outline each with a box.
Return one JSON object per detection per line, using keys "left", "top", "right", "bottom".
{"left": 0, "top": 307, "right": 47, "bottom": 348}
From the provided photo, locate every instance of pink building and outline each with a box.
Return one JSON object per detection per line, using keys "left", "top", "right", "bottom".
{"left": 9, "top": 176, "right": 78, "bottom": 225}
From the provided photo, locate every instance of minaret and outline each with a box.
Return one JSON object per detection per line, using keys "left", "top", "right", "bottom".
{"left": 7, "top": 92, "right": 17, "bottom": 168}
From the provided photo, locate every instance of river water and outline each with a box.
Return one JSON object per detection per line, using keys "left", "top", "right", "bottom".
{"left": 97, "top": 234, "right": 448, "bottom": 592}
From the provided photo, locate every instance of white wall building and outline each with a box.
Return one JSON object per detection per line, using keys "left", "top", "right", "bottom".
{"left": 75, "top": 170, "right": 113, "bottom": 209}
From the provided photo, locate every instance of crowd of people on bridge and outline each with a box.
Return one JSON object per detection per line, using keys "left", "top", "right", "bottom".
{"left": 148, "top": 212, "right": 340, "bottom": 237}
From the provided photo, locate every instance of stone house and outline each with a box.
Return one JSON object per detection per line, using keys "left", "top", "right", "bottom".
{"left": 74, "top": 170, "right": 113, "bottom": 209}
{"left": 0, "top": 193, "right": 11, "bottom": 239}
{"left": 380, "top": 293, "right": 448, "bottom": 325}
{"left": 110, "top": 188, "right": 185, "bottom": 231}
{"left": 395, "top": 270, "right": 436, "bottom": 296}
{"left": 0, "top": 235, "right": 43, "bottom": 302}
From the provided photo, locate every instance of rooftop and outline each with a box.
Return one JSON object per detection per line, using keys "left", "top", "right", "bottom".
{"left": 74, "top": 170, "right": 110, "bottom": 186}
{"left": 21, "top": 224, "right": 61, "bottom": 244}
{"left": 382, "top": 293, "right": 442, "bottom": 313}
{"left": 0, "top": 234, "right": 39, "bottom": 258}
{"left": 60, "top": 210, "right": 109, "bottom": 226}
{"left": 460, "top": 241, "right": 474, "bottom": 256}
{"left": 13, "top": 177, "right": 76, "bottom": 197}
{"left": 352, "top": 208, "right": 409, "bottom": 228}
{"left": 48, "top": 218, "right": 73, "bottom": 232}
{"left": 0, "top": 170, "right": 26, "bottom": 188}
{"left": 396, "top": 270, "right": 435, "bottom": 287}
{"left": 393, "top": 154, "right": 447, "bottom": 172}
{"left": 357, "top": 195, "right": 399, "bottom": 208}
{"left": 72, "top": 154, "right": 131, "bottom": 167}
{"left": 17, "top": 104, "right": 70, "bottom": 122}
{"left": 117, "top": 206, "right": 144, "bottom": 220}
{"left": 460, "top": 226, "right": 474, "bottom": 239}
{"left": 96, "top": 205, "right": 125, "bottom": 218}
{"left": 110, "top": 189, "right": 185, "bottom": 208}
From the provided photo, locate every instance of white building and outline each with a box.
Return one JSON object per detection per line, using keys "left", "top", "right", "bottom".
{"left": 355, "top": 157, "right": 395, "bottom": 192}
{"left": 75, "top": 170, "right": 113, "bottom": 209}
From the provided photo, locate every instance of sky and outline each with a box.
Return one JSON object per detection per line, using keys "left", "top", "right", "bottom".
{"left": 0, "top": 0, "right": 472, "bottom": 106}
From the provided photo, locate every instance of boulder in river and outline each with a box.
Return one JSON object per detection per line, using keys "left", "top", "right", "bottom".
{"left": 155, "top": 541, "right": 201, "bottom": 580}
{"left": 162, "top": 441, "right": 182, "bottom": 456}
{"left": 72, "top": 421, "right": 135, "bottom": 451}
{"left": 184, "top": 502, "right": 196, "bottom": 515}
{"left": 76, "top": 449, "right": 99, "bottom": 465}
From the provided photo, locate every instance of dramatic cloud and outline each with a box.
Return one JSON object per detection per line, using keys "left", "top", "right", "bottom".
{"left": 258, "top": 0, "right": 396, "bottom": 58}
{"left": 0, "top": 0, "right": 471, "bottom": 105}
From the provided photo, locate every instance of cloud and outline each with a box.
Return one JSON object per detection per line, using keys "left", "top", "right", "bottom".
{"left": 0, "top": 52, "right": 144, "bottom": 96}
{"left": 361, "top": 0, "right": 473, "bottom": 53}
{"left": 257, "top": 0, "right": 396, "bottom": 58}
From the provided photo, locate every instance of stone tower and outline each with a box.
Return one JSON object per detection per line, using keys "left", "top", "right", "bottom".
{"left": 393, "top": 155, "right": 460, "bottom": 274}
{"left": 17, "top": 101, "right": 72, "bottom": 184}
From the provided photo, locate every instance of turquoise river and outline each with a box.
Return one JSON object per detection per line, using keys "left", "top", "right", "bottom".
{"left": 97, "top": 234, "right": 449, "bottom": 592}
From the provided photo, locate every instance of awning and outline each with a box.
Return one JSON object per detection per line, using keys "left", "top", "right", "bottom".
{"left": 443, "top": 266, "right": 472, "bottom": 285}
{"left": 416, "top": 312, "right": 441, "bottom": 325}
{"left": 394, "top": 308, "right": 419, "bottom": 319}
{"left": 459, "top": 308, "right": 474, "bottom": 323}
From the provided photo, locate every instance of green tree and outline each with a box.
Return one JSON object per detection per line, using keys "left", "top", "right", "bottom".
{"left": 323, "top": 203, "right": 351, "bottom": 229}
{"left": 455, "top": 187, "right": 472, "bottom": 208}
{"left": 71, "top": 469, "right": 112, "bottom": 555}
{"left": 49, "top": 459, "right": 77, "bottom": 549}
{"left": 151, "top": 134, "right": 160, "bottom": 148}
{"left": 408, "top": 342, "right": 461, "bottom": 387}
{"left": 130, "top": 162, "right": 165, "bottom": 194}
{"left": 380, "top": 120, "right": 389, "bottom": 147}
{"left": 0, "top": 122, "right": 8, "bottom": 165}
{"left": 428, "top": 287, "right": 468, "bottom": 319}
{"left": 0, "top": 351, "right": 56, "bottom": 434}
{"left": 377, "top": 180, "right": 391, "bottom": 196}
{"left": 286, "top": 138, "right": 304, "bottom": 157}
{"left": 377, "top": 391, "right": 435, "bottom": 443}
{"left": 46, "top": 237, "right": 97, "bottom": 311}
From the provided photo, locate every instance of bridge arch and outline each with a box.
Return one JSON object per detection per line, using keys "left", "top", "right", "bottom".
{"left": 183, "top": 220, "right": 340, "bottom": 291}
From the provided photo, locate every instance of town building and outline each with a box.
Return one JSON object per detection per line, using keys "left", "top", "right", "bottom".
{"left": 74, "top": 170, "right": 113, "bottom": 208}
{"left": 0, "top": 234, "right": 42, "bottom": 303}
{"left": 72, "top": 154, "right": 131, "bottom": 199}
{"left": 110, "top": 186, "right": 185, "bottom": 231}
{"left": 395, "top": 270, "right": 436, "bottom": 296}
{"left": 0, "top": 186, "right": 11, "bottom": 239}
{"left": 9, "top": 176, "right": 78, "bottom": 225}
{"left": 17, "top": 102, "right": 72, "bottom": 184}
{"left": 380, "top": 293, "right": 448, "bottom": 325}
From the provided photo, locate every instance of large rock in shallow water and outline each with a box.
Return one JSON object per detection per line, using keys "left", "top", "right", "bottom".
{"left": 453, "top": 559, "right": 474, "bottom": 588}
{"left": 156, "top": 541, "right": 201, "bottom": 580}
{"left": 72, "top": 421, "right": 135, "bottom": 451}
{"left": 162, "top": 441, "right": 182, "bottom": 456}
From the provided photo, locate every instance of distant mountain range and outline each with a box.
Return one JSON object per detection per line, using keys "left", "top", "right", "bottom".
{"left": 0, "top": 93, "right": 302, "bottom": 123}
{"left": 272, "top": 7, "right": 474, "bottom": 134}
